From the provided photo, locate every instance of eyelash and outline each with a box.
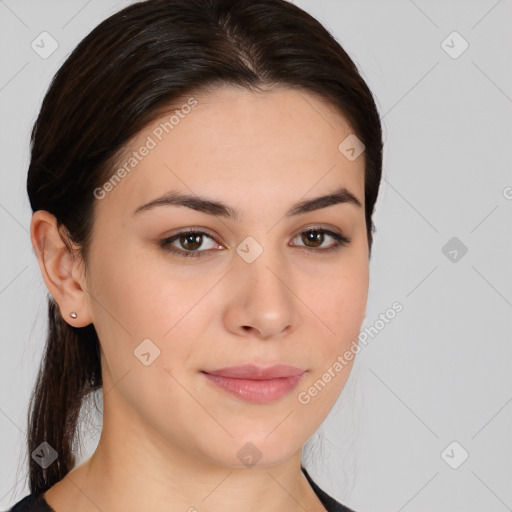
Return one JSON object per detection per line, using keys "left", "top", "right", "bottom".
{"left": 160, "top": 227, "right": 351, "bottom": 258}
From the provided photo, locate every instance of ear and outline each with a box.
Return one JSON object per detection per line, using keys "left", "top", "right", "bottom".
{"left": 30, "top": 210, "right": 93, "bottom": 327}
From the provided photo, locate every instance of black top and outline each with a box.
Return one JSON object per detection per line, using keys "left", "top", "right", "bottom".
{"left": 6, "top": 466, "right": 355, "bottom": 512}
{"left": 302, "top": 466, "right": 356, "bottom": 512}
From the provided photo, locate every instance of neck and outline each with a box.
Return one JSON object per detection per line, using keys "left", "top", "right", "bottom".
{"left": 43, "top": 400, "right": 325, "bottom": 512}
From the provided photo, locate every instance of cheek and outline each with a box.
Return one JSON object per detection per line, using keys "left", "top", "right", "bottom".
{"left": 88, "top": 238, "right": 207, "bottom": 339}
{"left": 311, "top": 255, "right": 369, "bottom": 347}
{"left": 295, "top": 259, "right": 368, "bottom": 416}
{"left": 86, "top": 244, "right": 217, "bottom": 399}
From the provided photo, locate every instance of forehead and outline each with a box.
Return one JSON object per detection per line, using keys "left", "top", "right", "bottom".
{"left": 96, "top": 86, "right": 365, "bottom": 216}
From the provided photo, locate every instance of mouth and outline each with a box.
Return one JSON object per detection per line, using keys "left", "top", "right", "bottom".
{"left": 201, "top": 364, "right": 306, "bottom": 403}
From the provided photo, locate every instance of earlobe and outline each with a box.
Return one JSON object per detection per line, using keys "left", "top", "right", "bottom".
{"left": 30, "top": 210, "right": 93, "bottom": 327}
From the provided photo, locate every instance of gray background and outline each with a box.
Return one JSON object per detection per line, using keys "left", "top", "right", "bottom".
{"left": 1, "top": 1, "right": 511, "bottom": 511}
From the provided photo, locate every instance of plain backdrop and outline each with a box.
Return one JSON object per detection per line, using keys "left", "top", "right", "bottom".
{"left": 1, "top": 1, "right": 511, "bottom": 511}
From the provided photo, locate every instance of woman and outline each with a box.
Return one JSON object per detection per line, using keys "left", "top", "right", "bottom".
{"left": 9, "top": 0, "right": 382, "bottom": 510}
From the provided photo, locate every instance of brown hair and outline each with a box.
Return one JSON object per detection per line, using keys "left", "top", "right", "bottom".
{"left": 26, "top": 0, "right": 382, "bottom": 495}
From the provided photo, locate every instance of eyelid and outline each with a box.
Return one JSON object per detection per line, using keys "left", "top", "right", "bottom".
{"left": 290, "top": 223, "right": 347, "bottom": 241}
{"left": 162, "top": 226, "right": 218, "bottom": 239}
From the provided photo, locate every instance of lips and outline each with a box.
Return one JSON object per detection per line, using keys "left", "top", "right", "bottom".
{"left": 203, "top": 364, "right": 305, "bottom": 379}
{"left": 201, "top": 364, "right": 306, "bottom": 403}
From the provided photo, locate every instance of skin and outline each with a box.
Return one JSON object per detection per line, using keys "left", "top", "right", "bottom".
{"left": 31, "top": 85, "right": 369, "bottom": 512}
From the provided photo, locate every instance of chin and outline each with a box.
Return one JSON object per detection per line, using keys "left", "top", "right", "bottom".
{"left": 201, "top": 430, "right": 303, "bottom": 470}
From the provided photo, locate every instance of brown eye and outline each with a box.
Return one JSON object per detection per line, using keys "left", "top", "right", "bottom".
{"left": 161, "top": 230, "right": 220, "bottom": 258}
{"left": 291, "top": 228, "right": 351, "bottom": 253}
{"left": 178, "top": 232, "right": 203, "bottom": 251}
{"left": 301, "top": 230, "right": 325, "bottom": 248}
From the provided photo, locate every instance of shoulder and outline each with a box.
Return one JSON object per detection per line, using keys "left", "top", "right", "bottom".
{"left": 301, "top": 466, "right": 357, "bottom": 512}
{"left": 5, "top": 493, "right": 54, "bottom": 512}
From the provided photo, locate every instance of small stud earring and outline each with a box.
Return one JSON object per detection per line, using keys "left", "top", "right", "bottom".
{"left": 69, "top": 312, "right": 77, "bottom": 319}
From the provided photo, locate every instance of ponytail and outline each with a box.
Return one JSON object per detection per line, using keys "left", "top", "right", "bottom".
{"left": 26, "top": 298, "right": 102, "bottom": 495}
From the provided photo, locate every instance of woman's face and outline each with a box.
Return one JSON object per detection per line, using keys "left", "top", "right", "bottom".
{"left": 83, "top": 86, "right": 368, "bottom": 468}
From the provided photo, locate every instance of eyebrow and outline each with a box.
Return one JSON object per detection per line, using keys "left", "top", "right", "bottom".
{"left": 132, "top": 186, "right": 362, "bottom": 220}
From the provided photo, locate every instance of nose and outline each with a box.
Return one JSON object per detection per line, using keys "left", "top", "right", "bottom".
{"left": 222, "top": 250, "right": 301, "bottom": 340}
